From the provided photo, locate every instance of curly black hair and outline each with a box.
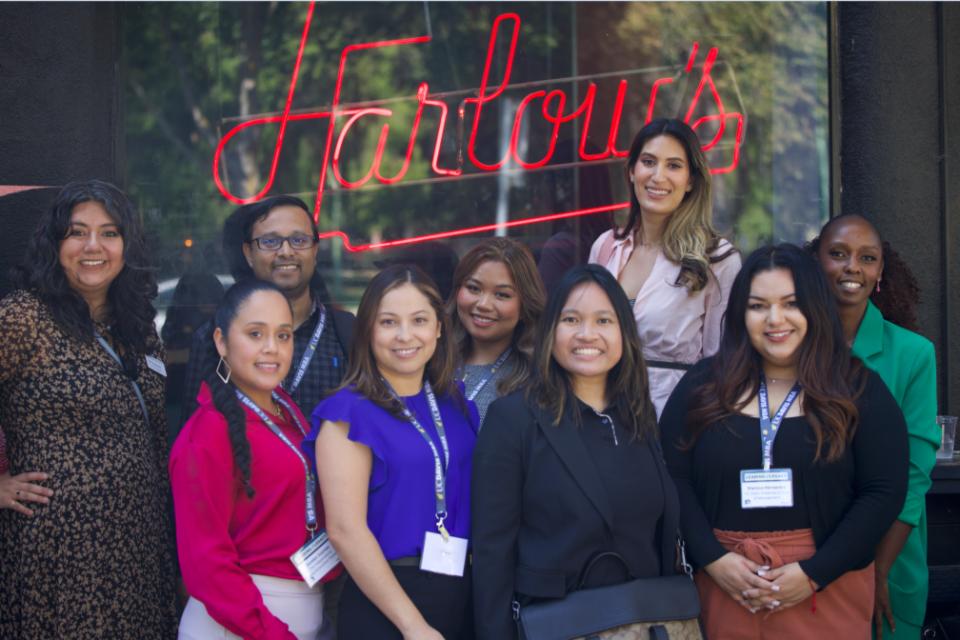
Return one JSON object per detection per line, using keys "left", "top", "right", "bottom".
{"left": 12, "top": 180, "right": 158, "bottom": 368}
{"left": 870, "top": 240, "right": 921, "bottom": 332}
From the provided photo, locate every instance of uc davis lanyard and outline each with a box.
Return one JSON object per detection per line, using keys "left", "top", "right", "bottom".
{"left": 284, "top": 302, "right": 327, "bottom": 395}
{"left": 94, "top": 333, "right": 149, "bottom": 427}
{"left": 464, "top": 348, "right": 511, "bottom": 402}
{"left": 386, "top": 380, "right": 452, "bottom": 539}
{"left": 235, "top": 390, "right": 318, "bottom": 533}
{"left": 758, "top": 375, "right": 801, "bottom": 471}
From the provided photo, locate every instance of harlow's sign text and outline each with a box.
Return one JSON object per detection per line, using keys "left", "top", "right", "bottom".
{"left": 212, "top": 2, "right": 745, "bottom": 251}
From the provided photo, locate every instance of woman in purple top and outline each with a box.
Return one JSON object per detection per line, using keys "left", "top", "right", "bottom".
{"left": 305, "top": 264, "right": 478, "bottom": 640}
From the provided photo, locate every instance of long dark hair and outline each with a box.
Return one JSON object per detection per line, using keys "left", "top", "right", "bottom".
{"left": 205, "top": 279, "right": 293, "bottom": 497}
{"left": 687, "top": 244, "right": 865, "bottom": 462}
{"left": 528, "top": 264, "right": 657, "bottom": 441}
{"left": 807, "top": 214, "right": 922, "bottom": 332}
{"left": 340, "top": 264, "right": 461, "bottom": 418}
{"left": 447, "top": 238, "right": 546, "bottom": 396}
{"left": 616, "top": 118, "right": 735, "bottom": 293}
{"left": 12, "top": 180, "right": 158, "bottom": 358}
{"left": 222, "top": 195, "right": 331, "bottom": 304}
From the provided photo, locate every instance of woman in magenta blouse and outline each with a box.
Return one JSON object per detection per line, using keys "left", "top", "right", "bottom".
{"left": 171, "top": 280, "right": 339, "bottom": 639}
{"left": 306, "top": 264, "right": 478, "bottom": 640}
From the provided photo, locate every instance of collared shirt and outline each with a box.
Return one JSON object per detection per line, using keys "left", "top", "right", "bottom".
{"left": 589, "top": 229, "right": 741, "bottom": 417}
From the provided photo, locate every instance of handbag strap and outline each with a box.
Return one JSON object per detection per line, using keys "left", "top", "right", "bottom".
{"left": 576, "top": 550, "right": 633, "bottom": 590}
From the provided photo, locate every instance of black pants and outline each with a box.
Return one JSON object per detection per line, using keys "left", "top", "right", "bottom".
{"left": 338, "top": 565, "right": 472, "bottom": 639}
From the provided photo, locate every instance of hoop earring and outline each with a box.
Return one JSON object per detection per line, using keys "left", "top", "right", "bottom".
{"left": 216, "top": 357, "right": 232, "bottom": 384}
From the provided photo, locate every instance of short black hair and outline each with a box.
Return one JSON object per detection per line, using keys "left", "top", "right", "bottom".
{"left": 221, "top": 195, "right": 330, "bottom": 303}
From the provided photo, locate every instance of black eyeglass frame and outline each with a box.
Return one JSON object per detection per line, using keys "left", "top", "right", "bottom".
{"left": 247, "top": 234, "right": 318, "bottom": 251}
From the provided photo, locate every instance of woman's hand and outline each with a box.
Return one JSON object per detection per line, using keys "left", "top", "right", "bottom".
{"left": 401, "top": 622, "right": 445, "bottom": 640}
{"left": 874, "top": 566, "right": 895, "bottom": 639}
{"left": 0, "top": 471, "right": 53, "bottom": 516}
{"left": 704, "top": 552, "right": 779, "bottom": 611}
{"left": 761, "top": 562, "right": 817, "bottom": 611}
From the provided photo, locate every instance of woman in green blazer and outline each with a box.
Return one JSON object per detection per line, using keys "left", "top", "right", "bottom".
{"left": 812, "top": 214, "right": 940, "bottom": 640}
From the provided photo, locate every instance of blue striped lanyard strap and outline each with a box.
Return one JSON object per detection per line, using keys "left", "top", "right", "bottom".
{"left": 235, "top": 390, "right": 317, "bottom": 533}
{"left": 757, "top": 375, "right": 801, "bottom": 471}
{"left": 285, "top": 302, "right": 327, "bottom": 395}
{"left": 464, "top": 348, "right": 512, "bottom": 402}
{"left": 385, "top": 380, "right": 452, "bottom": 540}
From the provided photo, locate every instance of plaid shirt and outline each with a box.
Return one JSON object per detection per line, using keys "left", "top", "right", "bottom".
{"left": 281, "top": 303, "right": 347, "bottom": 418}
{"left": 180, "top": 302, "right": 347, "bottom": 426}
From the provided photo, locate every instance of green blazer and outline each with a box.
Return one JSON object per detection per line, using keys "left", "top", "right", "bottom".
{"left": 852, "top": 301, "right": 939, "bottom": 630}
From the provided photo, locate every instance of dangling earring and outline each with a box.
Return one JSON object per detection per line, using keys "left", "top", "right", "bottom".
{"left": 216, "top": 357, "right": 232, "bottom": 384}
{"left": 876, "top": 277, "right": 882, "bottom": 294}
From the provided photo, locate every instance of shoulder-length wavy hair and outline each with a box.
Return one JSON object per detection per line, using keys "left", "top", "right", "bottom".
{"left": 447, "top": 237, "right": 546, "bottom": 395}
{"left": 528, "top": 264, "right": 657, "bottom": 441}
{"left": 806, "top": 214, "right": 921, "bottom": 333}
{"left": 616, "top": 118, "right": 735, "bottom": 293}
{"left": 341, "top": 264, "right": 462, "bottom": 417}
{"left": 12, "top": 179, "right": 158, "bottom": 357}
{"left": 686, "top": 244, "right": 866, "bottom": 462}
{"left": 222, "top": 194, "right": 331, "bottom": 304}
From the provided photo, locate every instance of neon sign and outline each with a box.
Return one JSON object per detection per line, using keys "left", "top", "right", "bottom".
{"left": 212, "top": 2, "right": 745, "bottom": 252}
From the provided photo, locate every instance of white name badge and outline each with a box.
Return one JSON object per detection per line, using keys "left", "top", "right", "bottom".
{"left": 740, "top": 468, "right": 794, "bottom": 509}
{"left": 290, "top": 530, "right": 340, "bottom": 588}
{"left": 420, "top": 531, "right": 468, "bottom": 577}
{"left": 145, "top": 355, "right": 167, "bottom": 377}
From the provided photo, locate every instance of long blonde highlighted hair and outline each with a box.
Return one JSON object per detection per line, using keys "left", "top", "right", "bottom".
{"left": 617, "top": 118, "right": 735, "bottom": 292}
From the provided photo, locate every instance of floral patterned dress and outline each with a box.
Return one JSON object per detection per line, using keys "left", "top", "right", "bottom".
{"left": 0, "top": 290, "right": 177, "bottom": 639}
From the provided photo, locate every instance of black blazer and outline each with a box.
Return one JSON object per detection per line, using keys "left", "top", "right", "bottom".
{"left": 472, "top": 390, "right": 681, "bottom": 640}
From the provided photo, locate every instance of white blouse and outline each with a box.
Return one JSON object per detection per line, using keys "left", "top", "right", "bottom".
{"left": 589, "top": 229, "right": 741, "bottom": 417}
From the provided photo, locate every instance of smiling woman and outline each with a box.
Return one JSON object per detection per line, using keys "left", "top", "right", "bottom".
{"left": 449, "top": 238, "right": 545, "bottom": 425}
{"left": 472, "top": 264, "right": 679, "bottom": 640}
{"left": 0, "top": 180, "right": 177, "bottom": 638}
{"left": 304, "top": 265, "right": 479, "bottom": 639}
{"left": 659, "top": 244, "right": 910, "bottom": 640}
{"left": 590, "top": 118, "right": 741, "bottom": 417}
{"left": 171, "top": 280, "right": 338, "bottom": 639}
{"left": 811, "top": 216, "right": 939, "bottom": 640}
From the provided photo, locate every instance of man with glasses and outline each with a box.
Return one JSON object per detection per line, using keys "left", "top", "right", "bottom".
{"left": 180, "top": 195, "right": 354, "bottom": 425}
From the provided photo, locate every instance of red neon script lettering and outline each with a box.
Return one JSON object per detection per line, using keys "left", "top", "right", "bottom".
{"left": 212, "top": 1, "right": 745, "bottom": 251}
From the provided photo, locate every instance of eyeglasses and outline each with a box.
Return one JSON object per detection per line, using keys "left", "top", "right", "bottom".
{"left": 248, "top": 234, "right": 318, "bottom": 252}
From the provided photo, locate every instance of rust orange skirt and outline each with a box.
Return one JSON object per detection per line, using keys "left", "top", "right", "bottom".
{"left": 694, "top": 528, "right": 873, "bottom": 640}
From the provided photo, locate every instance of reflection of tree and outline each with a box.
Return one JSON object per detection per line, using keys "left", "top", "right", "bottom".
{"left": 122, "top": 2, "right": 827, "bottom": 280}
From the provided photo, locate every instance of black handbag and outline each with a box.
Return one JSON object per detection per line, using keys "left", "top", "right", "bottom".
{"left": 513, "top": 547, "right": 703, "bottom": 640}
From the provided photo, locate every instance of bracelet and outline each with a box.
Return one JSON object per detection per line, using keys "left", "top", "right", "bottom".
{"left": 807, "top": 577, "right": 817, "bottom": 613}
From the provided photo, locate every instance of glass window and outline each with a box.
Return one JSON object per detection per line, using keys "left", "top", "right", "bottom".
{"left": 122, "top": 0, "right": 828, "bottom": 334}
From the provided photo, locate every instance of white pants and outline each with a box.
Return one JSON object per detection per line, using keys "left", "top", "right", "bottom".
{"left": 179, "top": 574, "right": 325, "bottom": 640}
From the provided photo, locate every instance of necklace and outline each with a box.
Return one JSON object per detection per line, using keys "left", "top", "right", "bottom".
{"left": 272, "top": 401, "right": 282, "bottom": 418}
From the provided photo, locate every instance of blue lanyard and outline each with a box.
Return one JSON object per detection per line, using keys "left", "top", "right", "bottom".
{"left": 235, "top": 390, "right": 317, "bottom": 533}
{"left": 284, "top": 302, "right": 327, "bottom": 395}
{"left": 94, "top": 333, "right": 150, "bottom": 427}
{"left": 757, "top": 375, "right": 801, "bottom": 471}
{"left": 385, "top": 380, "right": 452, "bottom": 537}
{"left": 463, "top": 348, "right": 511, "bottom": 402}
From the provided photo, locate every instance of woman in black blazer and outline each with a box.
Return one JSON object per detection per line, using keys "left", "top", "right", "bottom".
{"left": 471, "top": 264, "right": 681, "bottom": 640}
